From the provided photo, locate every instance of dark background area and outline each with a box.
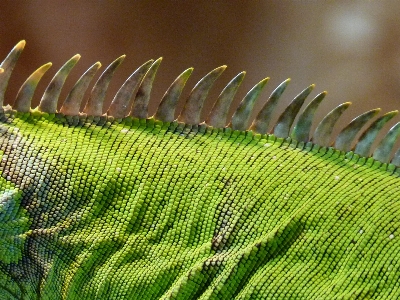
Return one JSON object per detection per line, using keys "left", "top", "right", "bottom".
{"left": 1, "top": 1, "right": 400, "bottom": 141}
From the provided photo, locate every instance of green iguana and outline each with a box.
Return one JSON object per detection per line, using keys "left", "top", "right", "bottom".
{"left": 0, "top": 41, "right": 399, "bottom": 299}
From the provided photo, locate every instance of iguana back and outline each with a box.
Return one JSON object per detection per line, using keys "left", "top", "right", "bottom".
{"left": 1, "top": 41, "right": 399, "bottom": 299}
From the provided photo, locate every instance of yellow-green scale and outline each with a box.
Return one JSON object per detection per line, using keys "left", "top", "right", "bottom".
{"left": 1, "top": 111, "right": 400, "bottom": 299}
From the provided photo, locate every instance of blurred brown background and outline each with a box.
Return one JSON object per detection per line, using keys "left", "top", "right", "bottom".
{"left": 1, "top": 1, "right": 400, "bottom": 139}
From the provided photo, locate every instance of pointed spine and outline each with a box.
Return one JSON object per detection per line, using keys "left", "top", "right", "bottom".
{"left": 0, "top": 40, "right": 26, "bottom": 110}
{"left": 154, "top": 68, "right": 193, "bottom": 122}
{"left": 38, "top": 54, "right": 81, "bottom": 113}
{"left": 354, "top": 111, "right": 398, "bottom": 157}
{"left": 273, "top": 84, "right": 314, "bottom": 138}
{"left": 313, "top": 102, "right": 351, "bottom": 147}
{"left": 373, "top": 122, "right": 400, "bottom": 163}
{"left": 130, "top": 58, "right": 162, "bottom": 119}
{"left": 60, "top": 62, "right": 101, "bottom": 116}
{"left": 15, "top": 63, "right": 52, "bottom": 113}
{"left": 83, "top": 55, "right": 125, "bottom": 116}
{"left": 207, "top": 72, "right": 246, "bottom": 128}
{"left": 178, "top": 66, "right": 226, "bottom": 125}
{"left": 230, "top": 78, "right": 269, "bottom": 131}
{"left": 108, "top": 59, "right": 154, "bottom": 118}
{"left": 291, "top": 91, "right": 327, "bottom": 142}
{"left": 250, "top": 79, "right": 290, "bottom": 134}
{"left": 334, "top": 108, "right": 381, "bottom": 152}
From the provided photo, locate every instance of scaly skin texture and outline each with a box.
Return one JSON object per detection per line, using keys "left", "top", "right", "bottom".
{"left": 0, "top": 110, "right": 399, "bottom": 299}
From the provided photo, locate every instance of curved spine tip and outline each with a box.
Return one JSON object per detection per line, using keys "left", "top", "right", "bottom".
{"left": 130, "top": 57, "right": 163, "bottom": 119}
{"left": 231, "top": 77, "right": 269, "bottom": 131}
{"left": 250, "top": 78, "right": 290, "bottom": 134}
{"left": 0, "top": 40, "right": 27, "bottom": 108}
{"left": 15, "top": 62, "right": 53, "bottom": 113}
{"left": 291, "top": 91, "right": 327, "bottom": 142}
{"left": 334, "top": 108, "right": 381, "bottom": 152}
{"left": 178, "top": 65, "right": 226, "bottom": 125}
{"left": 154, "top": 67, "right": 194, "bottom": 122}
{"left": 38, "top": 54, "right": 81, "bottom": 113}
{"left": 60, "top": 61, "right": 102, "bottom": 116}
{"left": 83, "top": 55, "right": 125, "bottom": 116}
{"left": 206, "top": 71, "right": 246, "bottom": 128}
{"left": 16, "top": 40, "right": 26, "bottom": 49}
{"left": 355, "top": 110, "right": 398, "bottom": 157}
{"left": 313, "top": 102, "right": 351, "bottom": 147}
{"left": 108, "top": 59, "right": 154, "bottom": 118}
{"left": 273, "top": 84, "right": 315, "bottom": 138}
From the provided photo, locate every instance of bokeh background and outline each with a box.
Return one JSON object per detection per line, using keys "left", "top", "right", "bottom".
{"left": 1, "top": 1, "right": 400, "bottom": 142}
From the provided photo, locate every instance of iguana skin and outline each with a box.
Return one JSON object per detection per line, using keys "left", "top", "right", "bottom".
{"left": 1, "top": 43, "right": 400, "bottom": 299}
{"left": 2, "top": 111, "right": 399, "bottom": 299}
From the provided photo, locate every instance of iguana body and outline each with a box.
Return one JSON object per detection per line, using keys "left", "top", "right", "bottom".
{"left": 0, "top": 41, "right": 399, "bottom": 299}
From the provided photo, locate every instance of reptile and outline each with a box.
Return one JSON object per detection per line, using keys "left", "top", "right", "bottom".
{"left": 0, "top": 40, "right": 399, "bottom": 299}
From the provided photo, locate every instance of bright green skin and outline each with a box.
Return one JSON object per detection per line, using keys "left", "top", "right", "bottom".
{"left": 0, "top": 110, "right": 399, "bottom": 299}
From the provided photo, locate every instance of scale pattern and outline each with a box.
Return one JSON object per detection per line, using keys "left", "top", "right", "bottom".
{"left": 1, "top": 40, "right": 400, "bottom": 299}
{"left": 1, "top": 111, "right": 400, "bottom": 299}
